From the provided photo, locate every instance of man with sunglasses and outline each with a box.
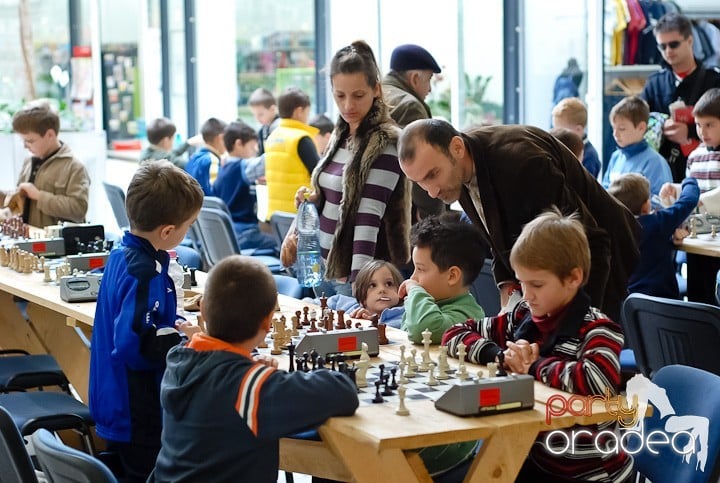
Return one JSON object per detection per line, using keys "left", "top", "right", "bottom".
{"left": 640, "top": 12, "right": 720, "bottom": 183}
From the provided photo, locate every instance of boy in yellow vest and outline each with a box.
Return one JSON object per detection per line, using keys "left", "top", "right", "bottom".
{"left": 263, "top": 87, "right": 319, "bottom": 219}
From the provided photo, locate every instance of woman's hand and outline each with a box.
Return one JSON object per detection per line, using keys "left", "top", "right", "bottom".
{"left": 294, "top": 186, "right": 318, "bottom": 209}
{"left": 280, "top": 231, "right": 298, "bottom": 267}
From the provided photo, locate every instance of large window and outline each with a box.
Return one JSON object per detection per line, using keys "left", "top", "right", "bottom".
{"left": 0, "top": 0, "right": 71, "bottom": 130}
{"left": 235, "top": 0, "right": 316, "bottom": 127}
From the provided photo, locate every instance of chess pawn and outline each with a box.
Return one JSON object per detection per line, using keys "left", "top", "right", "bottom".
{"left": 291, "top": 316, "right": 300, "bottom": 337}
{"left": 689, "top": 217, "right": 697, "bottom": 238}
{"left": 399, "top": 344, "right": 406, "bottom": 365}
{"left": 713, "top": 225, "right": 717, "bottom": 238}
{"left": 398, "top": 360, "right": 409, "bottom": 384}
{"left": 426, "top": 362, "right": 438, "bottom": 386}
{"left": 395, "top": 384, "right": 410, "bottom": 416}
{"left": 487, "top": 362, "right": 497, "bottom": 378}
{"left": 476, "top": 370, "right": 484, "bottom": 380}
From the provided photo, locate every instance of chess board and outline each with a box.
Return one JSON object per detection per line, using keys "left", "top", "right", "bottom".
{"left": 357, "top": 361, "right": 485, "bottom": 407}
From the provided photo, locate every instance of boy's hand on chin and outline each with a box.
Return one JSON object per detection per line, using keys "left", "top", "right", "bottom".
{"left": 398, "top": 279, "right": 420, "bottom": 299}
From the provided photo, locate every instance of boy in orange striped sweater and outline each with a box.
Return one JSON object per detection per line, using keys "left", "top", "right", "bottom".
{"left": 151, "top": 255, "right": 358, "bottom": 482}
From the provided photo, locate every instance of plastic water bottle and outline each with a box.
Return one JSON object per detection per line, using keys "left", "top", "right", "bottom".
{"left": 296, "top": 199, "right": 324, "bottom": 288}
{"left": 167, "top": 249, "right": 185, "bottom": 316}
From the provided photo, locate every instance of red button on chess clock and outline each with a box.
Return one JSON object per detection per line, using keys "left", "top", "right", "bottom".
{"left": 479, "top": 387, "right": 501, "bottom": 406}
{"left": 32, "top": 242, "right": 47, "bottom": 252}
{"left": 88, "top": 257, "right": 104, "bottom": 269}
{"left": 337, "top": 336, "right": 357, "bottom": 352}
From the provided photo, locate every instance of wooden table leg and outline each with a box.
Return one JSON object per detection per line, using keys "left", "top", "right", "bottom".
{"left": 463, "top": 426, "right": 537, "bottom": 483}
{"left": 319, "top": 427, "right": 431, "bottom": 483}
{"left": 26, "top": 303, "right": 92, "bottom": 403}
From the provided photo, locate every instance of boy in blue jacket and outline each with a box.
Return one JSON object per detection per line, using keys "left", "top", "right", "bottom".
{"left": 609, "top": 173, "right": 699, "bottom": 298}
{"left": 89, "top": 160, "right": 204, "bottom": 481}
{"left": 185, "top": 117, "right": 227, "bottom": 195}
{"left": 151, "top": 255, "right": 359, "bottom": 482}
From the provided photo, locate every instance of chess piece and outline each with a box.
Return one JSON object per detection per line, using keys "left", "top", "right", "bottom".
{"left": 308, "top": 318, "right": 319, "bottom": 332}
{"left": 496, "top": 351, "right": 508, "bottom": 377}
{"left": 689, "top": 217, "right": 697, "bottom": 238}
{"left": 409, "top": 349, "right": 419, "bottom": 373}
{"left": 302, "top": 306, "right": 310, "bottom": 325}
{"left": 487, "top": 362, "right": 497, "bottom": 378}
{"left": 404, "top": 354, "right": 417, "bottom": 378}
{"left": 419, "top": 329, "right": 433, "bottom": 371}
{"left": 436, "top": 346, "right": 450, "bottom": 380}
{"left": 377, "top": 322, "right": 389, "bottom": 345}
{"left": 319, "top": 292, "right": 328, "bottom": 311}
{"left": 426, "top": 362, "right": 438, "bottom": 386}
{"left": 395, "top": 384, "right": 410, "bottom": 416}
{"left": 291, "top": 315, "right": 300, "bottom": 337}
{"left": 456, "top": 364, "right": 470, "bottom": 381}
{"left": 355, "top": 359, "right": 369, "bottom": 388}
{"left": 713, "top": 225, "right": 717, "bottom": 238}
{"left": 43, "top": 264, "right": 52, "bottom": 283}
{"left": 372, "top": 380, "right": 384, "bottom": 403}
{"left": 336, "top": 310, "right": 345, "bottom": 330}
{"left": 370, "top": 313, "right": 379, "bottom": 328}
{"left": 399, "top": 345, "right": 406, "bottom": 365}
{"left": 398, "top": 360, "right": 409, "bottom": 384}
{"left": 359, "top": 342, "right": 370, "bottom": 362}
{"left": 476, "top": 370, "right": 484, "bottom": 379}
{"left": 288, "top": 343, "right": 296, "bottom": 372}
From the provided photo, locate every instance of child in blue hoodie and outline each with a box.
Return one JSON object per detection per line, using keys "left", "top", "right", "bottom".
{"left": 90, "top": 160, "right": 204, "bottom": 481}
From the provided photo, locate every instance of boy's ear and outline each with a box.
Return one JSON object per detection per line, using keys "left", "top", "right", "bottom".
{"left": 447, "top": 265, "right": 463, "bottom": 286}
{"left": 158, "top": 224, "right": 176, "bottom": 241}
{"left": 566, "top": 267, "right": 584, "bottom": 288}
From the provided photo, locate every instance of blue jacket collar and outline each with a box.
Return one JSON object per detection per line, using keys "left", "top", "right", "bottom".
{"left": 619, "top": 139, "right": 648, "bottom": 157}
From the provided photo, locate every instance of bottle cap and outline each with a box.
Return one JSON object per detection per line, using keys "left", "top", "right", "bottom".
{"left": 168, "top": 249, "right": 178, "bottom": 259}
{"left": 303, "top": 191, "right": 311, "bottom": 201}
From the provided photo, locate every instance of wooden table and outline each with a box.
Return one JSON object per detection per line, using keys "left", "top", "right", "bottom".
{"left": 0, "top": 267, "right": 625, "bottom": 482}
{"left": 679, "top": 234, "right": 720, "bottom": 258}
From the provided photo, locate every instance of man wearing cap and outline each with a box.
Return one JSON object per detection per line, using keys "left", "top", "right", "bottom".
{"left": 383, "top": 44, "right": 445, "bottom": 220}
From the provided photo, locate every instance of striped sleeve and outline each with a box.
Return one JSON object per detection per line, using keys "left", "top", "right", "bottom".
{"left": 235, "top": 363, "right": 276, "bottom": 436}
{"left": 349, "top": 152, "right": 401, "bottom": 280}
{"left": 532, "top": 310, "right": 623, "bottom": 396}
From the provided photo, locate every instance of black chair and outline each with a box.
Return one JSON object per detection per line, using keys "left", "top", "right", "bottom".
{"left": 0, "top": 406, "right": 38, "bottom": 483}
{"left": 469, "top": 259, "right": 501, "bottom": 316}
{"left": 0, "top": 350, "right": 70, "bottom": 394}
{"left": 621, "top": 293, "right": 720, "bottom": 378}
{"left": 102, "top": 182, "right": 130, "bottom": 232}
{"left": 195, "top": 207, "right": 282, "bottom": 272}
{"left": 32, "top": 428, "right": 118, "bottom": 483}
{"left": 0, "top": 392, "right": 96, "bottom": 456}
{"left": 269, "top": 211, "right": 296, "bottom": 248}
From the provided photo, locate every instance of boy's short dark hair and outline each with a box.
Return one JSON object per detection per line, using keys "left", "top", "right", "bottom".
{"left": 278, "top": 87, "right": 311, "bottom": 118}
{"left": 410, "top": 212, "right": 487, "bottom": 285}
{"left": 309, "top": 114, "right": 334, "bottom": 135}
{"left": 654, "top": 12, "right": 693, "bottom": 39}
{"left": 202, "top": 255, "right": 277, "bottom": 343}
{"left": 126, "top": 160, "right": 204, "bottom": 231}
{"left": 200, "top": 118, "right": 227, "bottom": 143}
{"left": 12, "top": 101, "right": 60, "bottom": 136}
{"left": 610, "top": 96, "right": 649, "bottom": 127}
{"left": 510, "top": 208, "right": 591, "bottom": 285}
{"left": 224, "top": 121, "right": 258, "bottom": 152}
{"left": 550, "top": 127, "right": 584, "bottom": 159}
{"left": 353, "top": 260, "right": 404, "bottom": 305}
{"left": 248, "top": 88, "right": 276, "bottom": 108}
{"left": 693, "top": 88, "right": 720, "bottom": 119}
{"left": 608, "top": 173, "right": 650, "bottom": 216}
{"left": 147, "top": 117, "right": 177, "bottom": 145}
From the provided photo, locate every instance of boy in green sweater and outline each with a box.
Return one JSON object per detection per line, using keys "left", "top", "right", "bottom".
{"left": 400, "top": 212, "right": 487, "bottom": 344}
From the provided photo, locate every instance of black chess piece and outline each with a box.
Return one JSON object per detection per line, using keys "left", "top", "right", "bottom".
{"left": 310, "top": 349, "right": 319, "bottom": 370}
{"left": 372, "top": 380, "right": 384, "bottom": 403}
{"left": 189, "top": 268, "right": 197, "bottom": 286}
{"left": 317, "top": 356, "right": 325, "bottom": 370}
{"left": 329, "top": 355, "right": 336, "bottom": 372}
{"left": 338, "top": 361, "right": 347, "bottom": 374}
{"left": 288, "top": 343, "right": 296, "bottom": 372}
{"left": 302, "top": 352, "right": 310, "bottom": 372}
{"left": 496, "top": 350, "right": 508, "bottom": 377}
{"left": 378, "top": 364, "right": 385, "bottom": 383}
{"left": 389, "top": 367, "right": 398, "bottom": 390}
{"left": 382, "top": 377, "right": 394, "bottom": 396}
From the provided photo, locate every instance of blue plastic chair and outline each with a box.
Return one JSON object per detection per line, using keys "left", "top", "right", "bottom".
{"left": 273, "top": 275, "right": 303, "bottom": 299}
{"left": 32, "top": 428, "right": 118, "bottom": 483}
{"left": 632, "top": 365, "right": 720, "bottom": 483}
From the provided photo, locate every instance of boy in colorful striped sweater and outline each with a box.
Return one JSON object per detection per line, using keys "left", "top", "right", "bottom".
{"left": 442, "top": 209, "right": 633, "bottom": 482}
{"left": 151, "top": 256, "right": 358, "bottom": 482}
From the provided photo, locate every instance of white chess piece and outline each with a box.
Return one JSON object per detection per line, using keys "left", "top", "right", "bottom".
{"left": 456, "top": 364, "right": 470, "bottom": 381}
{"left": 426, "top": 362, "right": 438, "bottom": 386}
{"left": 405, "top": 354, "right": 417, "bottom": 378}
{"left": 398, "top": 360, "right": 409, "bottom": 384}
{"left": 399, "top": 345, "right": 406, "bottom": 365}
{"left": 436, "top": 346, "right": 450, "bottom": 380}
{"left": 360, "top": 342, "right": 370, "bottom": 363}
{"left": 487, "top": 362, "right": 497, "bottom": 378}
{"left": 355, "top": 359, "right": 369, "bottom": 388}
{"left": 476, "top": 370, "right": 484, "bottom": 379}
{"left": 409, "top": 349, "right": 419, "bottom": 372}
{"left": 395, "top": 384, "right": 410, "bottom": 416}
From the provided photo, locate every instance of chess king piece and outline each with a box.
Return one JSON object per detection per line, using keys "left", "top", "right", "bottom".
{"left": 395, "top": 384, "right": 410, "bottom": 416}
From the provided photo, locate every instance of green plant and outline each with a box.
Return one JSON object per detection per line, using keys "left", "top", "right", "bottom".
{"left": 426, "top": 73, "right": 503, "bottom": 128}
